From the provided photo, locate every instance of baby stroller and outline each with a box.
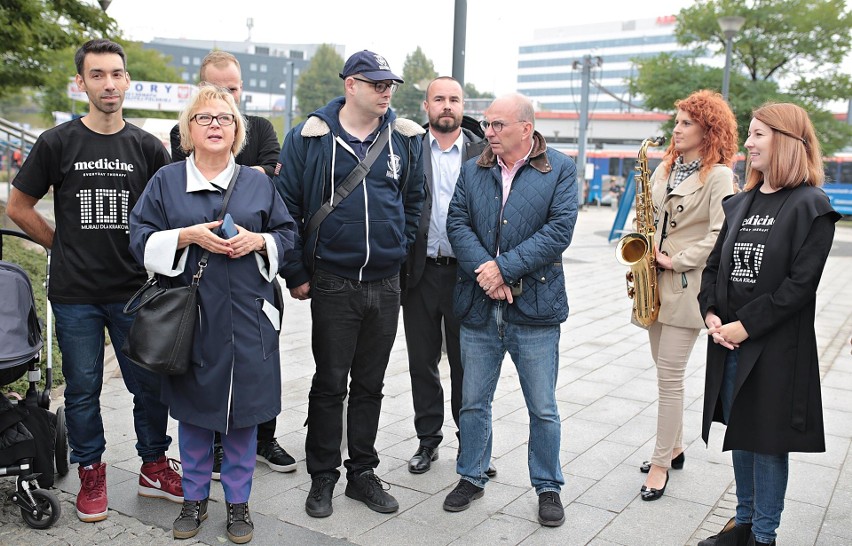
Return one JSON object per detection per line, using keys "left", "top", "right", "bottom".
{"left": 0, "top": 228, "right": 67, "bottom": 529}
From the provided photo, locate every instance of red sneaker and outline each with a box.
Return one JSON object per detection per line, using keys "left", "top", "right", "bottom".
{"left": 138, "top": 456, "right": 184, "bottom": 503}
{"left": 77, "top": 462, "right": 108, "bottom": 522}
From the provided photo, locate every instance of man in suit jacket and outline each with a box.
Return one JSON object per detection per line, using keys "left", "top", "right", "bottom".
{"left": 402, "top": 77, "right": 492, "bottom": 475}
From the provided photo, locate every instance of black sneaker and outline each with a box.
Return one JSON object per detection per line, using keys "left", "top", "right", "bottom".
{"left": 173, "top": 498, "right": 208, "bottom": 539}
{"left": 211, "top": 444, "right": 224, "bottom": 481}
{"left": 226, "top": 502, "right": 253, "bottom": 544}
{"left": 257, "top": 439, "right": 297, "bottom": 473}
{"left": 698, "top": 517, "right": 752, "bottom": 546}
{"left": 538, "top": 491, "right": 565, "bottom": 527}
{"left": 305, "top": 476, "right": 335, "bottom": 518}
{"left": 443, "top": 479, "right": 484, "bottom": 512}
{"left": 345, "top": 470, "right": 399, "bottom": 513}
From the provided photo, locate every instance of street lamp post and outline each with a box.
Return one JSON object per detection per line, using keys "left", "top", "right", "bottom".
{"left": 718, "top": 15, "right": 746, "bottom": 101}
{"left": 285, "top": 61, "right": 295, "bottom": 135}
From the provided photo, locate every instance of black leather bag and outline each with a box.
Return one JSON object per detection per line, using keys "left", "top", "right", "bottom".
{"left": 121, "top": 165, "right": 240, "bottom": 375}
{"left": 120, "top": 276, "right": 199, "bottom": 375}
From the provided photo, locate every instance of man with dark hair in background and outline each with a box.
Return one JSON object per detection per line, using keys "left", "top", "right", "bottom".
{"left": 402, "top": 77, "right": 496, "bottom": 478}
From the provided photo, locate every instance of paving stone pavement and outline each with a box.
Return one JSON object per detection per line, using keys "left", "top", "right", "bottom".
{"left": 2, "top": 206, "right": 851, "bottom": 545}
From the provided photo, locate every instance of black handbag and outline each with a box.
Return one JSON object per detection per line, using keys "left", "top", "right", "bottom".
{"left": 121, "top": 166, "right": 240, "bottom": 375}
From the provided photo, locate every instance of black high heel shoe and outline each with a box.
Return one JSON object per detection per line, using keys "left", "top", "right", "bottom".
{"left": 640, "top": 471, "right": 669, "bottom": 501}
{"left": 639, "top": 451, "right": 685, "bottom": 473}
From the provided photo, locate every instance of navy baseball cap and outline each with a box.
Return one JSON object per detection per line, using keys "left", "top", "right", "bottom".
{"left": 339, "top": 50, "right": 404, "bottom": 83}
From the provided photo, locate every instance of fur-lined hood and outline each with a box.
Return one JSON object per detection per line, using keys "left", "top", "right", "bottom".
{"left": 300, "top": 96, "right": 424, "bottom": 138}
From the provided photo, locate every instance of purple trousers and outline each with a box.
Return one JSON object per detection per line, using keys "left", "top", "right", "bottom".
{"left": 179, "top": 421, "right": 257, "bottom": 503}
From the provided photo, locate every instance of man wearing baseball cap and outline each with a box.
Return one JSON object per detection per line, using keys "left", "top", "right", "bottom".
{"left": 273, "top": 50, "right": 424, "bottom": 518}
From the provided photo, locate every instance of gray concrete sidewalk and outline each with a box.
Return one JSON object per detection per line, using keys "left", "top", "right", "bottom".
{"left": 2, "top": 206, "right": 851, "bottom": 545}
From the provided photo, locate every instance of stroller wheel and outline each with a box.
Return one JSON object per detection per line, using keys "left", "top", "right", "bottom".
{"left": 20, "top": 489, "right": 61, "bottom": 529}
{"left": 55, "top": 405, "right": 69, "bottom": 477}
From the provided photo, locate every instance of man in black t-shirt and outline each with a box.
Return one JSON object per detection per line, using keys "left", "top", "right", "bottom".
{"left": 7, "top": 39, "right": 181, "bottom": 523}
{"left": 168, "top": 50, "right": 295, "bottom": 479}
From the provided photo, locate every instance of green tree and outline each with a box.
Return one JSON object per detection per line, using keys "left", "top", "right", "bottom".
{"left": 37, "top": 40, "right": 183, "bottom": 122}
{"left": 463, "top": 82, "right": 494, "bottom": 100}
{"left": 393, "top": 47, "right": 437, "bottom": 121}
{"left": 295, "top": 44, "right": 344, "bottom": 120}
{"left": 0, "top": 0, "right": 115, "bottom": 97}
{"left": 630, "top": 0, "right": 852, "bottom": 155}
{"left": 676, "top": 0, "right": 851, "bottom": 84}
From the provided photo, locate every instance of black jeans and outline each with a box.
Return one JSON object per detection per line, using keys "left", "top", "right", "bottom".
{"left": 402, "top": 261, "right": 463, "bottom": 449}
{"left": 306, "top": 270, "right": 401, "bottom": 480}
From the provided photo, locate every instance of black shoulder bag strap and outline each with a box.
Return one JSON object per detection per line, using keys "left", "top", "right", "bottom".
{"left": 304, "top": 127, "right": 391, "bottom": 239}
{"left": 124, "top": 165, "right": 241, "bottom": 314}
{"left": 193, "top": 164, "right": 241, "bottom": 283}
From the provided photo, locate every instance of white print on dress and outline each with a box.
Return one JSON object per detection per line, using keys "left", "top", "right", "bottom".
{"left": 741, "top": 214, "right": 775, "bottom": 227}
{"left": 731, "top": 242, "right": 765, "bottom": 284}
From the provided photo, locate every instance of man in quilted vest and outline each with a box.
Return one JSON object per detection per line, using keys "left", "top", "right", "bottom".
{"left": 444, "top": 93, "right": 578, "bottom": 527}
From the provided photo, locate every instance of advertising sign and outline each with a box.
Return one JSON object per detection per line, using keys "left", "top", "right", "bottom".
{"left": 67, "top": 79, "right": 196, "bottom": 112}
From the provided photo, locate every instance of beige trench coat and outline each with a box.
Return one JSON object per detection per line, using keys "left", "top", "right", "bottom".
{"left": 650, "top": 163, "right": 734, "bottom": 329}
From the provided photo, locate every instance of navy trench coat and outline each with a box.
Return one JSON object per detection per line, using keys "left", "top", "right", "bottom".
{"left": 129, "top": 162, "right": 297, "bottom": 432}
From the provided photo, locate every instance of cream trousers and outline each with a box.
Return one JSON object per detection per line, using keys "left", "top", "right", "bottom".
{"left": 647, "top": 321, "right": 700, "bottom": 468}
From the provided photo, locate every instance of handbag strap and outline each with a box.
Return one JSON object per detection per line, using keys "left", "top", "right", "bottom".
{"left": 304, "top": 127, "right": 391, "bottom": 239}
{"left": 193, "top": 164, "right": 241, "bottom": 285}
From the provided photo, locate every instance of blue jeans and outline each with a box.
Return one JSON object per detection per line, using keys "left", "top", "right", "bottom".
{"left": 53, "top": 303, "right": 171, "bottom": 466}
{"left": 721, "top": 349, "right": 788, "bottom": 544}
{"left": 306, "top": 270, "right": 400, "bottom": 480}
{"left": 457, "top": 302, "right": 564, "bottom": 494}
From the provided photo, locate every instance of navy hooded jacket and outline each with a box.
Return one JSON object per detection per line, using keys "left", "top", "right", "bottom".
{"left": 273, "top": 97, "right": 425, "bottom": 286}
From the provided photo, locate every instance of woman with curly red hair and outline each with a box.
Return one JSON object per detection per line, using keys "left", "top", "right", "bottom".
{"left": 637, "top": 90, "right": 739, "bottom": 501}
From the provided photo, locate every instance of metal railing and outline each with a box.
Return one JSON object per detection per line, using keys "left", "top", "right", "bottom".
{"left": 0, "top": 116, "right": 40, "bottom": 182}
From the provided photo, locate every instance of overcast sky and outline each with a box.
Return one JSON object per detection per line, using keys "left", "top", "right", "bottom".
{"left": 105, "top": 0, "right": 698, "bottom": 95}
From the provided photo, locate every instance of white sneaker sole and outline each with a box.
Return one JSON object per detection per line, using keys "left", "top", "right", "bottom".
{"left": 138, "top": 483, "right": 184, "bottom": 503}
{"left": 257, "top": 454, "right": 297, "bottom": 473}
{"left": 77, "top": 508, "right": 108, "bottom": 522}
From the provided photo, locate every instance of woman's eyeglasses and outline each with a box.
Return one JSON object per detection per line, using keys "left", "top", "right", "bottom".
{"left": 191, "top": 113, "right": 236, "bottom": 126}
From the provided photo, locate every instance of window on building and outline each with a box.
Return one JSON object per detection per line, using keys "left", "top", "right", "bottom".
{"left": 193, "top": 57, "right": 201, "bottom": 66}
{"left": 182, "top": 72, "right": 190, "bottom": 81}
{"left": 259, "top": 80, "right": 267, "bottom": 88}
{"left": 250, "top": 63, "right": 257, "bottom": 72}
{"left": 260, "top": 64, "right": 267, "bottom": 73}
{"left": 182, "top": 56, "right": 190, "bottom": 65}
{"left": 249, "top": 78, "right": 257, "bottom": 87}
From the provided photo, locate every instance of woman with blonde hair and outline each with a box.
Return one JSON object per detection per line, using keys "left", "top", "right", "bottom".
{"left": 638, "top": 90, "right": 739, "bottom": 501}
{"left": 129, "top": 84, "right": 296, "bottom": 543}
{"left": 698, "top": 103, "right": 840, "bottom": 545}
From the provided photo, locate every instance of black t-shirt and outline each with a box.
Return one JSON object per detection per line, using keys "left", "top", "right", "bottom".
{"left": 727, "top": 188, "right": 792, "bottom": 312}
{"left": 13, "top": 119, "right": 170, "bottom": 304}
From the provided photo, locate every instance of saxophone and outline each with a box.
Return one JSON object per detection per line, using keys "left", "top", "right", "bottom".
{"left": 615, "top": 136, "right": 666, "bottom": 328}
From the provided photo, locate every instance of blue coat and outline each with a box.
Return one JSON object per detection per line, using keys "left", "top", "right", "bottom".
{"left": 272, "top": 97, "right": 425, "bottom": 286}
{"left": 447, "top": 132, "right": 578, "bottom": 326}
{"left": 129, "top": 162, "right": 297, "bottom": 432}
